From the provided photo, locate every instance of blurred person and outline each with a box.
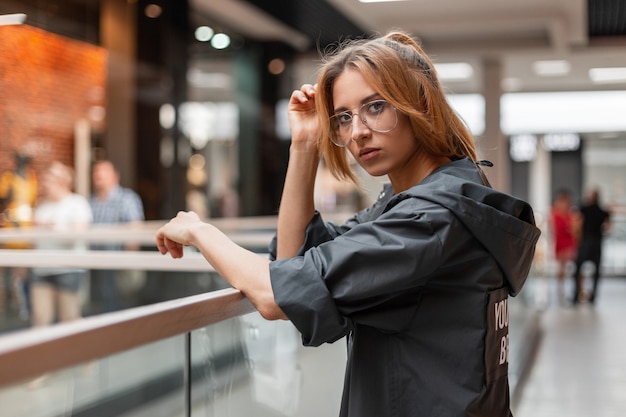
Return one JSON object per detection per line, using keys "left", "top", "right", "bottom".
{"left": 571, "top": 188, "right": 611, "bottom": 305}
{"left": 0, "top": 151, "right": 38, "bottom": 229}
{"left": 549, "top": 189, "right": 578, "bottom": 302}
{"left": 89, "top": 160, "right": 144, "bottom": 312}
{"left": 30, "top": 162, "right": 92, "bottom": 326}
{"left": 156, "top": 31, "right": 540, "bottom": 417}
{"left": 0, "top": 151, "right": 38, "bottom": 319}
{"left": 186, "top": 188, "right": 209, "bottom": 219}
{"left": 219, "top": 185, "right": 240, "bottom": 218}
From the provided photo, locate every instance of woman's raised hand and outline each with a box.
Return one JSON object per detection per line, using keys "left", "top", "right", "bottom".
{"left": 156, "top": 211, "right": 204, "bottom": 258}
{"left": 287, "top": 83, "right": 320, "bottom": 151}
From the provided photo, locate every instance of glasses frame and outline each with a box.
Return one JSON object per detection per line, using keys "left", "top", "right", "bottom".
{"left": 329, "top": 99, "right": 398, "bottom": 147}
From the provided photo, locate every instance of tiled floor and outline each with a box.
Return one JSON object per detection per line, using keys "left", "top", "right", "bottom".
{"left": 513, "top": 277, "right": 626, "bottom": 417}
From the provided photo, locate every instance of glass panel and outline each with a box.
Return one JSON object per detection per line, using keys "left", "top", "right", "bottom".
{"left": 86, "top": 269, "right": 226, "bottom": 315}
{"left": 190, "top": 313, "right": 347, "bottom": 417}
{"left": 0, "top": 266, "right": 30, "bottom": 332}
{"left": 508, "top": 282, "right": 541, "bottom": 394}
{"left": 0, "top": 295, "right": 542, "bottom": 416}
{"left": 0, "top": 335, "right": 185, "bottom": 417}
{"left": 189, "top": 315, "right": 254, "bottom": 416}
{"left": 0, "top": 268, "right": 226, "bottom": 334}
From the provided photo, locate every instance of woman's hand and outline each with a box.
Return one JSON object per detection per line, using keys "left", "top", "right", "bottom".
{"left": 155, "top": 211, "right": 204, "bottom": 258}
{"left": 288, "top": 83, "right": 320, "bottom": 151}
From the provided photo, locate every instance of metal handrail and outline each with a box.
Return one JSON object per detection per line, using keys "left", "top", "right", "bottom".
{"left": 0, "top": 225, "right": 275, "bottom": 247}
{"left": 0, "top": 287, "right": 256, "bottom": 388}
{"left": 0, "top": 217, "right": 278, "bottom": 246}
{"left": 0, "top": 249, "right": 216, "bottom": 271}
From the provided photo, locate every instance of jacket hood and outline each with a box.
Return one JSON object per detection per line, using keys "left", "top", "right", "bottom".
{"left": 393, "top": 158, "right": 541, "bottom": 296}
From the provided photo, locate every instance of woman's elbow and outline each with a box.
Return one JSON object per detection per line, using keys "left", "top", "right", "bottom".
{"left": 256, "top": 300, "right": 288, "bottom": 321}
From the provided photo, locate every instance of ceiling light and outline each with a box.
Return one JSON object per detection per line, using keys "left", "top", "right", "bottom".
{"left": 589, "top": 67, "right": 626, "bottom": 84}
{"left": 144, "top": 4, "right": 162, "bottom": 18}
{"left": 532, "top": 60, "right": 571, "bottom": 76}
{"left": 359, "top": 0, "right": 407, "bottom": 2}
{"left": 210, "top": 33, "right": 231, "bottom": 50}
{"left": 434, "top": 63, "right": 473, "bottom": 81}
{"left": 195, "top": 26, "right": 214, "bottom": 42}
{"left": 268, "top": 58, "right": 285, "bottom": 75}
{"left": 0, "top": 13, "right": 27, "bottom": 26}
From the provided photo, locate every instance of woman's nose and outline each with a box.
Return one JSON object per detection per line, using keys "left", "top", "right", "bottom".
{"left": 350, "top": 116, "right": 370, "bottom": 142}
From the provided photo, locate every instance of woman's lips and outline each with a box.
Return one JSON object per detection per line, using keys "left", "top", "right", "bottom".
{"left": 359, "top": 147, "right": 379, "bottom": 161}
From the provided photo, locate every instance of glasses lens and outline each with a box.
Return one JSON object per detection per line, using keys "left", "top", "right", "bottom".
{"left": 329, "top": 100, "right": 397, "bottom": 147}
{"left": 330, "top": 113, "right": 351, "bottom": 147}
{"left": 362, "top": 100, "right": 397, "bottom": 133}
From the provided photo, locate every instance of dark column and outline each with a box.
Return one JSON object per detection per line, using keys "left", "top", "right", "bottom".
{"left": 235, "top": 42, "right": 293, "bottom": 216}
{"left": 234, "top": 48, "right": 262, "bottom": 217}
{"left": 135, "top": 0, "right": 189, "bottom": 220}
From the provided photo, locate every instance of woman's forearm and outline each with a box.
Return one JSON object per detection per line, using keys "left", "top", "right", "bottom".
{"left": 190, "top": 223, "right": 287, "bottom": 320}
{"left": 276, "top": 146, "right": 320, "bottom": 259}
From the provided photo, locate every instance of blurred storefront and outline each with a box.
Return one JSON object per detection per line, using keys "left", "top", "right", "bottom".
{"left": 1, "top": 0, "right": 364, "bottom": 220}
{"left": 1, "top": 0, "right": 625, "bottom": 250}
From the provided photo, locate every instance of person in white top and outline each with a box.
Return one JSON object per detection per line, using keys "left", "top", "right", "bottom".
{"left": 30, "top": 161, "right": 92, "bottom": 326}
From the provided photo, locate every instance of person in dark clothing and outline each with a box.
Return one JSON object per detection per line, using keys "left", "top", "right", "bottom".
{"left": 156, "top": 30, "right": 540, "bottom": 417}
{"left": 571, "top": 189, "right": 611, "bottom": 304}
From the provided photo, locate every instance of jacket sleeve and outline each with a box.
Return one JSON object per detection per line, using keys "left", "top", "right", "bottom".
{"left": 268, "top": 184, "right": 394, "bottom": 261}
{"left": 270, "top": 200, "right": 448, "bottom": 346}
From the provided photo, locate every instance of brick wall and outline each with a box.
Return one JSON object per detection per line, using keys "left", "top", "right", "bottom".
{"left": 0, "top": 24, "right": 107, "bottom": 197}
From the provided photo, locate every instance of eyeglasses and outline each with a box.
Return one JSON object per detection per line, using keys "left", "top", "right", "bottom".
{"left": 329, "top": 99, "right": 398, "bottom": 147}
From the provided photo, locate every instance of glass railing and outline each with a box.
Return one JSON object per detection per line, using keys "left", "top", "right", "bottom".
{"left": 0, "top": 217, "right": 543, "bottom": 415}
{"left": 0, "top": 217, "right": 277, "bottom": 332}
{"left": 0, "top": 218, "right": 348, "bottom": 416}
{"left": 0, "top": 283, "right": 347, "bottom": 416}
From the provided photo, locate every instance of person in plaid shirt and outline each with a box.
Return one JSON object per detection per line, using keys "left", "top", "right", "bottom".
{"left": 89, "top": 160, "right": 144, "bottom": 312}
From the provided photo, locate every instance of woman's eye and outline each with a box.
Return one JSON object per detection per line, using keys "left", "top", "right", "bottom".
{"left": 366, "top": 101, "right": 386, "bottom": 115}
{"left": 337, "top": 113, "right": 352, "bottom": 125}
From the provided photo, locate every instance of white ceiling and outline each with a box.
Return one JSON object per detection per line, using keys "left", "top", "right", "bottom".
{"left": 193, "top": 0, "right": 626, "bottom": 94}
{"left": 328, "top": 0, "right": 626, "bottom": 93}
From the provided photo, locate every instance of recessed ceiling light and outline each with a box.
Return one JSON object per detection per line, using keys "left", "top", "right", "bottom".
{"left": 0, "top": 13, "right": 27, "bottom": 26}
{"left": 589, "top": 67, "right": 626, "bottom": 84}
{"left": 195, "top": 26, "right": 214, "bottom": 42}
{"left": 268, "top": 58, "right": 286, "bottom": 75}
{"left": 532, "top": 60, "right": 571, "bottom": 76}
{"left": 211, "top": 33, "right": 231, "bottom": 50}
{"left": 144, "top": 4, "right": 162, "bottom": 18}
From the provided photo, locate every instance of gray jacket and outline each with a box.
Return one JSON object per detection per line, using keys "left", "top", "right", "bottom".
{"left": 270, "top": 157, "right": 541, "bottom": 417}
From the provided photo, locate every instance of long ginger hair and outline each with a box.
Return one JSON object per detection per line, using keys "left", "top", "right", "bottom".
{"left": 315, "top": 30, "right": 478, "bottom": 183}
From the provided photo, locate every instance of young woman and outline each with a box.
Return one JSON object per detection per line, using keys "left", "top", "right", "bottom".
{"left": 156, "top": 30, "right": 541, "bottom": 416}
